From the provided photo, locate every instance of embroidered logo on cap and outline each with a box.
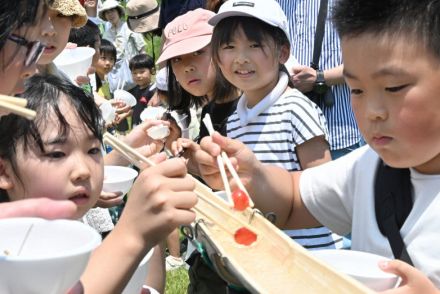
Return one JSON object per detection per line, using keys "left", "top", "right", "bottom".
{"left": 232, "top": 1, "right": 255, "bottom": 7}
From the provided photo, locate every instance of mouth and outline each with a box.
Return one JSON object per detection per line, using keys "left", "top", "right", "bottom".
{"left": 69, "top": 193, "right": 90, "bottom": 205}
{"left": 187, "top": 79, "right": 200, "bottom": 85}
{"left": 234, "top": 69, "right": 255, "bottom": 77}
{"left": 371, "top": 135, "right": 392, "bottom": 146}
{"left": 43, "top": 45, "right": 56, "bottom": 54}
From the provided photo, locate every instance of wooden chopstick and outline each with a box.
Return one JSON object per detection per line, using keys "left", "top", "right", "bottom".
{"left": 202, "top": 114, "right": 254, "bottom": 208}
{"left": 0, "top": 95, "right": 28, "bottom": 107}
{"left": 0, "top": 98, "right": 36, "bottom": 120}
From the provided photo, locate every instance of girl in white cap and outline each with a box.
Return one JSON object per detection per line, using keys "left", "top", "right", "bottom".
{"left": 208, "top": 0, "right": 342, "bottom": 250}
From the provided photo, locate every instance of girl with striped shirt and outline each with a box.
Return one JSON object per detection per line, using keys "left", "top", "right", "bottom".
{"left": 209, "top": 0, "right": 343, "bottom": 250}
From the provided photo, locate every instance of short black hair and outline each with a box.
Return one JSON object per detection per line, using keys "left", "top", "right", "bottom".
{"left": 69, "top": 19, "right": 101, "bottom": 48}
{"left": 0, "top": 74, "right": 104, "bottom": 201}
{"left": 333, "top": 0, "right": 440, "bottom": 59}
{"left": 129, "top": 53, "right": 155, "bottom": 71}
{"left": 100, "top": 38, "right": 117, "bottom": 60}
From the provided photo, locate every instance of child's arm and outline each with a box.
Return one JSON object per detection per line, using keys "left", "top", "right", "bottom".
{"left": 81, "top": 157, "right": 197, "bottom": 294}
{"left": 296, "top": 135, "right": 332, "bottom": 169}
{"left": 379, "top": 260, "right": 439, "bottom": 294}
{"left": 195, "top": 132, "right": 321, "bottom": 229}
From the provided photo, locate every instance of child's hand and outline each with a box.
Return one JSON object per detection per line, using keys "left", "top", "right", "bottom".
{"left": 95, "top": 191, "right": 124, "bottom": 208}
{"left": 75, "top": 75, "right": 91, "bottom": 86}
{"left": 116, "top": 158, "right": 197, "bottom": 247}
{"left": 195, "top": 132, "right": 257, "bottom": 191}
{"left": 147, "top": 94, "right": 161, "bottom": 107}
{"left": 0, "top": 198, "right": 77, "bottom": 219}
{"left": 171, "top": 138, "right": 201, "bottom": 174}
{"left": 379, "top": 260, "right": 439, "bottom": 294}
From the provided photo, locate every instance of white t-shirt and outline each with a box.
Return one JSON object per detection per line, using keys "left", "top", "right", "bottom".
{"left": 301, "top": 146, "right": 440, "bottom": 286}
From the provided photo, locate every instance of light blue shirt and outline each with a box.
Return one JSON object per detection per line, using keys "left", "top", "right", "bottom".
{"left": 277, "top": 0, "right": 361, "bottom": 150}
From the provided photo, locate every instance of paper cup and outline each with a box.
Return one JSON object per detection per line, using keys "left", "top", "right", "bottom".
{"left": 114, "top": 89, "right": 137, "bottom": 107}
{"left": 99, "top": 101, "right": 116, "bottom": 124}
{"left": 53, "top": 47, "right": 95, "bottom": 83}
{"left": 103, "top": 166, "right": 138, "bottom": 195}
{"left": 147, "top": 125, "right": 170, "bottom": 140}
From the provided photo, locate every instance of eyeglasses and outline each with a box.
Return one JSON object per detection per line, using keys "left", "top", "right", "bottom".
{"left": 7, "top": 34, "right": 46, "bottom": 67}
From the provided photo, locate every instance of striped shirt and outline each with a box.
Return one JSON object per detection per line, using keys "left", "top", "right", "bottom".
{"left": 276, "top": 0, "right": 361, "bottom": 150}
{"left": 227, "top": 81, "right": 342, "bottom": 249}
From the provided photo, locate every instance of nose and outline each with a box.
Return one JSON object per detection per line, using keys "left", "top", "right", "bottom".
{"left": 70, "top": 155, "right": 91, "bottom": 183}
{"left": 365, "top": 95, "right": 388, "bottom": 121}
{"left": 233, "top": 49, "right": 249, "bottom": 65}
{"left": 184, "top": 63, "right": 195, "bottom": 73}
{"left": 41, "top": 14, "right": 56, "bottom": 38}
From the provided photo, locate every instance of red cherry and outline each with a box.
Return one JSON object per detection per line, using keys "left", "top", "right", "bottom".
{"left": 231, "top": 189, "right": 249, "bottom": 211}
{"left": 234, "top": 227, "right": 257, "bottom": 246}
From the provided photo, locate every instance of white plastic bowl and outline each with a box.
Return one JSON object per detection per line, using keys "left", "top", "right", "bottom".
{"left": 114, "top": 89, "right": 137, "bottom": 107}
{"left": 147, "top": 124, "right": 170, "bottom": 140}
{"left": 0, "top": 217, "right": 101, "bottom": 294}
{"left": 312, "top": 249, "right": 399, "bottom": 291}
{"left": 99, "top": 101, "right": 116, "bottom": 124}
{"left": 53, "top": 47, "right": 95, "bottom": 83}
{"left": 122, "top": 248, "right": 154, "bottom": 294}
{"left": 140, "top": 106, "right": 166, "bottom": 121}
{"left": 103, "top": 165, "right": 138, "bottom": 195}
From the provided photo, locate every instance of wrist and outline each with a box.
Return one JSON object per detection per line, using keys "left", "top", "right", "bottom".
{"left": 313, "top": 69, "right": 328, "bottom": 94}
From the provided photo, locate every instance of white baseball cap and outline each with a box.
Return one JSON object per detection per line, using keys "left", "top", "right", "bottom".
{"left": 208, "top": 0, "right": 290, "bottom": 45}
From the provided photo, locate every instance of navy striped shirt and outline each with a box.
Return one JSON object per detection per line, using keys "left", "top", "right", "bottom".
{"left": 276, "top": 0, "right": 361, "bottom": 150}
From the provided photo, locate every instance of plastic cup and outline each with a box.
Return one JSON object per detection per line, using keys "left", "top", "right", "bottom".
{"left": 312, "top": 249, "right": 399, "bottom": 291}
{"left": 99, "top": 101, "right": 116, "bottom": 124}
{"left": 0, "top": 217, "right": 101, "bottom": 294}
{"left": 103, "top": 166, "right": 138, "bottom": 195}
{"left": 147, "top": 125, "right": 170, "bottom": 140}
{"left": 53, "top": 47, "right": 95, "bottom": 83}
{"left": 114, "top": 89, "right": 137, "bottom": 107}
{"left": 122, "top": 249, "right": 154, "bottom": 294}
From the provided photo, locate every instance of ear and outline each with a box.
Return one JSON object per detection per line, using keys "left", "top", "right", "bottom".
{"left": 0, "top": 158, "right": 14, "bottom": 190}
{"left": 278, "top": 44, "right": 291, "bottom": 65}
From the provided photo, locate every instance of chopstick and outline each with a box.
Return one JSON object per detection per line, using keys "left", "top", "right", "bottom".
{"left": 103, "top": 132, "right": 260, "bottom": 237}
{"left": 202, "top": 114, "right": 254, "bottom": 208}
{"left": 0, "top": 95, "right": 36, "bottom": 120}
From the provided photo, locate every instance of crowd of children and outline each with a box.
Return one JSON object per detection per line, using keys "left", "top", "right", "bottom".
{"left": 0, "top": 0, "right": 439, "bottom": 293}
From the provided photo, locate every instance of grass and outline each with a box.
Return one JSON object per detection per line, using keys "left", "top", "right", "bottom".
{"left": 165, "top": 268, "right": 189, "bottom": 294}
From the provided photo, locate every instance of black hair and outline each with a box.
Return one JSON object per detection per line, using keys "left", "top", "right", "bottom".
{"left": 333, "top": 0, "right": 440, "bottom": 59}
{"left": 165, "top": 61, "right": 206, "bottom": 126}
{"left": 211, "top": 16, "right": 293, "bottom": 90}
{"left": 68, "top": 19, "right": 101, "bottom": 48}
{"left": 0, "top": 74, "right": 104, "bottom": 202}
{"left": 0, "top": 0, "right": 51, "bottom": 54}
{"left": 129, "top": 53, "right": 155, "bottom": 71}
{"left": 100, "top": 38, "right": 117, "bottom": 61}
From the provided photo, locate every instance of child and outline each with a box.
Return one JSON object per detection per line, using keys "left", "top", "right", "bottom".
{"left": 128, "top": 53, "right": 156, "bottom": 126}
{"left": 0, "top": 74, "right": 197, "bottom": 293}
{"left": 37, "top": 0, "right": 88, "bottom": 78}
{"left": 95, "top": 38, "right": 117, "bottom": 100}
{"left": 155, "top": 8, "right": 241, "bottom": 293}
{"left": 195, "top": 0, "right": 440, "bottom": 291}
{"left": 208, "top": 0, "right": 340, "bottom": 249}
{"left": 0, "top": 0, "right": 78, "bottom": 219}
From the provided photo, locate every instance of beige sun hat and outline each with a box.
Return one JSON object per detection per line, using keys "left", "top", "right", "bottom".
{"left": 98, "top": 0, "right": 125, "bottom": 21}
{"left": 126, "top": 0, "right": 160, "bottom": 33}
{"left": 50, "top": 0, "right": 88, "bottom": 28}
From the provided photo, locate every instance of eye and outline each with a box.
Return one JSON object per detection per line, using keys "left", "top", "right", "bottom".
{"left": 222, "top": 44, "right": 234, "bottom": 49}
{"left": 385, "top": 84, "right": 408, "bottom": 92}
{"left": 250, "top": 43, "right": 261, "bottom": 48}
{"left": 45, "top": 151, "right": 65, "bottom": 159}
{"left": 350, "top": 89, "right": 363, "bottom": 95}
{"left": 171, "top": 57, "right": 181, "bottom": 64}
{"left": 193, "top": 50, "right": 203, "bottom": 56}
{"left": 88, "top": 147, "right": 101, "bottom": 155}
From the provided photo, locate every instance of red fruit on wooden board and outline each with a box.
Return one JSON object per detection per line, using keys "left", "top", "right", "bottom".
{"left": 234, "top": 227, "right": 257, "bottom": 246}
{"left": 232, "top": 189, "right": 249, "bottom": 211}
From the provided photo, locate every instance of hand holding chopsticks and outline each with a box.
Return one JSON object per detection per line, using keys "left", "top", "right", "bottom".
{"left": 202, "top": 114, "right": 254, "bottom": 209}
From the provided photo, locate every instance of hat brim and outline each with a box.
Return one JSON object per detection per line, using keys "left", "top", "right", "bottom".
{"left": 98, "top": 6, "right": 125, "bottom": 21}
{"left": 127, "top": 10, "right": 160, "bottom": 33}
{"left": 156, "top": 34, "right": 212, "bottom": 66}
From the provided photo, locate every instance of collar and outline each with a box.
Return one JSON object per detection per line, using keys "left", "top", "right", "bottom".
{"left": 236, "top": 72, "right": 289, "bottom": 126}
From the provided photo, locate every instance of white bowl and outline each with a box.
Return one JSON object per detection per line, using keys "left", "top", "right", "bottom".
{"left": 122, "top": 248, "right": 154, "bottom": 294}
{"left": 53, "top": 47, "right": 95, "bottom": 83}
{"left": 0, "top": 217, "right": 101, "bottom": 294}
{"left": 147, "top": 125, "right": 170, "bottom": 140}
{"left": 103, "top": 165, "right": 138, "bottom": 195}
{"left": 114, "top": 89, "right": 137, "bottom": 107}
{"left": 312, "top": 249, "right": 399, "bottom": 291}
{"left": 140, "top": 106, "right": 166, "bottom": 121}
{"left": 99, "top": 101, "right": 116, "bottom": 124}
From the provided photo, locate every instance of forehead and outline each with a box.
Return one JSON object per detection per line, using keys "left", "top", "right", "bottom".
{"left": 341, "top": 34, "right": 440, "bottom": 79}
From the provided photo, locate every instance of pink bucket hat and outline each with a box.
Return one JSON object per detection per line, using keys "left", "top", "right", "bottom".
{"left": 156, "top": 8, "right": 215, "bottom": 66}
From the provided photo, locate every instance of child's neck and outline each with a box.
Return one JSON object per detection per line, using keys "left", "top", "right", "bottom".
{"left": 244, "top": 79, "right": 280, "bottom": 108}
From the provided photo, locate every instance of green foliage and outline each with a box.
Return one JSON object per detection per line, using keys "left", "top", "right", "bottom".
{"left": 165, "top": 268, "right": 189, "bottom": 294}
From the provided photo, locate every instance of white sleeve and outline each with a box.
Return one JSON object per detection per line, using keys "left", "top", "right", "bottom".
{"left": 299, "top": 147, "right": 369, "bottom": 235}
